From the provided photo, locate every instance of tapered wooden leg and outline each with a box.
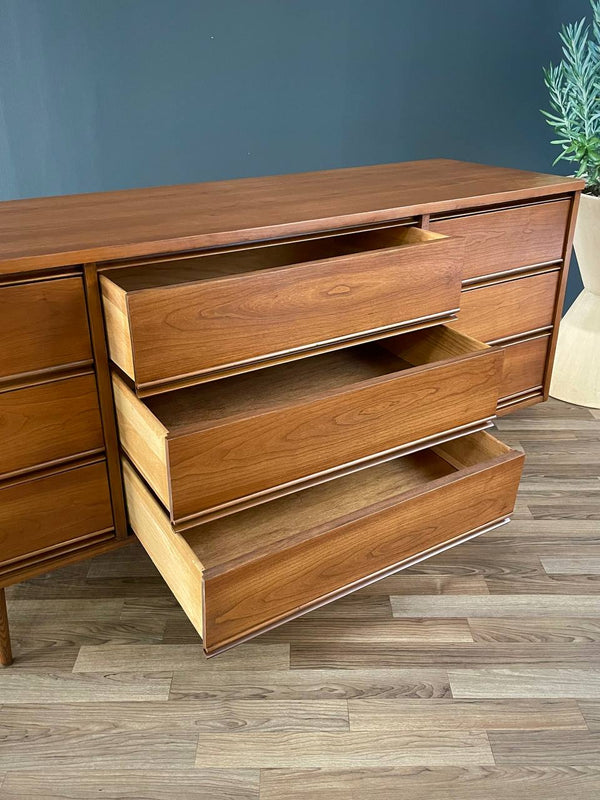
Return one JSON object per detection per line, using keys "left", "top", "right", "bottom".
{"left": 0, "top": 588, "right": 13, "bottom": 666}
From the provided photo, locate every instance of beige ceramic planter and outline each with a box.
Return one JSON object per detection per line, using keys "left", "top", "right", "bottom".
{"left": 550, "top": 191, "right": 600, "bottom": 408}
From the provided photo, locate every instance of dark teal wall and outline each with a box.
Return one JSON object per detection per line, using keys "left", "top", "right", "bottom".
{"left": 0, "top": 0, "right": 590, "bottom": 307}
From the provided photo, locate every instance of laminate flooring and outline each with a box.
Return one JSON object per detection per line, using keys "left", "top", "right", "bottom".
{"left": 1, "top": 398, "right": 599, "bottom": 798}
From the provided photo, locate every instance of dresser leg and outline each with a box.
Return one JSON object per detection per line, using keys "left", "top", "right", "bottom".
{"left": 0, "top": 588, "right": 13, "bottom": 666}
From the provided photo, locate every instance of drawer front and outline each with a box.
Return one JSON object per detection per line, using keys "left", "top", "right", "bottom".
{"left": 499, "top": 334, "right": 550, "bottom": 401}
{"left": 123, "top": 433, "right": 524, "bottom": 655}
{"left": 0, "top": 373, "right": 104, "bottom": 478}
{"left": 0, "top": 276, "right": 92, "bottom": 382}
{"left": 114, "top": 326, "right": 503, "bottom": 526}
{"left": 202, "top": 452, "right": 521, "bottom": 653}
{"left": 167, "top": 355, "right": 501, "bottom": 523}
{"left": 0, "top": 460, "right": 113, "bottom": 566}
{"left": 430, "top": 199, "right": 570, "bottom": 281}
{"left": 102, "top": 230, "right": 463, "bottom": 393}
{"left": 452, "top": 271, "right": 559, "bottom": 343}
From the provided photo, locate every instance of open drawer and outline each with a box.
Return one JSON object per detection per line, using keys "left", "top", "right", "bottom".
{"left": 113, "top": 325, "right": 503, "bottom": 528}
{"left": 123, "top": 430, "right": 524, "bottom": 655}
{"left": 100, "top": 225, "right": 464, "bottom": 395}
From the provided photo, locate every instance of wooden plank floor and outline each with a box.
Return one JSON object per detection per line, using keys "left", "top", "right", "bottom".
{"left": 1, "top": 397, "right": 599, "bottom": 799}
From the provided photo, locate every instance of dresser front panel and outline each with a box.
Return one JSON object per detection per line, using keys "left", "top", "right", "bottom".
{"left": 0, "top": 276, "right": 93, "bottom": 384}
{"left": 430, "top": 199, "right": 570, "bottom": 282}
{"left": 0, "top": 460, "right": 114, "bottom": 567}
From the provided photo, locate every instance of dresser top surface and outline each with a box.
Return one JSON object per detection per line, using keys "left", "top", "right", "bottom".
{"left": 0, "top": 158, "right": 583, "bottom": 274}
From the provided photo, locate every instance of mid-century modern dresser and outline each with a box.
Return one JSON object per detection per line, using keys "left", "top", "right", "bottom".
{"left": 0, "top": 159, "right": 584, "bottom": 663}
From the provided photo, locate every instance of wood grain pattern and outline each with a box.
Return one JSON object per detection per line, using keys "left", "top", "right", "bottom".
{"left": 0, "top": 460, "right": 114, "bottom": 566}
{"left": 452, "top": 270, "right": 559, "bottom": 343}
{"left": 489, "top": 730, "right": 600, "bottom": 765}
{"left": 430, "top": 199, "right": 570, "bottom": 281}
{"left": 0, "top": 373, "right": 104, "bottom": 478}
{"left": 0, "top": 771, "right": 259, "bottom": 799}
{"left": 498, "top": 334, "right": 550, "bottom": 401}
{"left": 0, "top": 159, "right": 583, "bottom": 273}
{"left": 0, "top": 699, "right": 348, "bottom": 733}
{"left": 469, "top": 618, "right": 600, "bottom": 643}
{"left": 193, "top": 730, "right": 494, "bottom": 768}
{"left": 169, "top": 668, "right": 452, "bottom": 701}
{"left": 347, "top": 698, "right": 586, "bottom": 730}
{"left": 290, "top": 642, "right": 600, "bottom": 670}
{"left": 101, "top": 227, "right": 464, "bottom": 392}
{"left": 73, "top": 643, "right": 290, "bottom": 672}
{"left": 259, "top": 766, "right": 600, "bottom": 800}
{"left": 542, "top": 558, "right": 600, "bottom": 575}
{"left": 116, "top": 327, "right": 502, "bottom": 525}
{"left": 391, "top": 594, "right": 600, "bottom": 618}
{"left": 0, "top": 670, "right": 172, "bottom": 702}
{"left": 0, "top": 276, "right": 92, "bottom": 384}
{"left": 449, "top": 668, "right": 600, "bottom": 699}
{"left": 260, "top": 618, "right": 474, "bottom": 644}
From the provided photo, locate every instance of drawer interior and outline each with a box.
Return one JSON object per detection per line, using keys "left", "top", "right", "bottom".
{"left": 179, "top": 446, "right": 462, "bottom": 566}
{"left": 124, "top": 429, "right": 522, "bottom": 653}
{"left": 173, "top": 432, "right": 515, "bottom": 569}
{"left": 140, "top": 324, "right": 489, "bottom": 432}
{"left": 103, "top": 226, "right": 445, "bottom": 291}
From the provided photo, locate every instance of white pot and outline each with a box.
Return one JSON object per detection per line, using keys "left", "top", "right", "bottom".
{"left": 550, "top": 191, "right": 600, "bottom": 408}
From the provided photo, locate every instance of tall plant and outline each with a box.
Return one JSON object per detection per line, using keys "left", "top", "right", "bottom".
{"left": 542, "top": 0, "right": 600, "bottom": 195}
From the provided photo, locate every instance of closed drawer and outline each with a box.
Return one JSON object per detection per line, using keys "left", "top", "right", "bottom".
{"left": 498, "top": 333, "right": 550, "bottom": 403}
{"left": 113, "top": 324, "right": 503, "bottom": 527}
{"left": 0, "top": 276, "right": 92, "bottom": 383}
{"left": 0, "top": 459, "right": 113, "bottom": 566}
{"left": 0, "top": 372, "right": 104, "bottom": 478}
{"left": 430, "top": 199, "right": 570, "bottom": 281}
{"left": 100, "top": 226, "right": 464, "bottom": 395}
{"left": 452, "top": 270, "right": 559, "bottom": 343}
{"left": 124, "top": 431, "right": 523, "bottom": 655}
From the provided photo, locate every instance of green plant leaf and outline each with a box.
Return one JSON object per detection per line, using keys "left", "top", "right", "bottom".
{"left": 542, "top": 0, "right": 600, "bottom": 192}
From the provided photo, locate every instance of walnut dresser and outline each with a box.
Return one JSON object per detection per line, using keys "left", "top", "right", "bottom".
{"left": 0, "top": 159, "right": 584, "bottom": 663}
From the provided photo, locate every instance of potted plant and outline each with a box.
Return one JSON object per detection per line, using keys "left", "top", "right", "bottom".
{"left": 543, "top": 0, "right": 600, "bottom": 407}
